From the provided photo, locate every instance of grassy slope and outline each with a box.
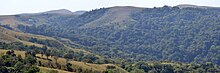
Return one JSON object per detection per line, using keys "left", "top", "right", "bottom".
{"left": 81, "top": 6, "right": 143, "bottom": 28}
{"left": 0, "top": 50, "right": 73, "bottom": 73}
{"left": 0, "top": 26, "right": 100, "bottom": 57}
{"left": 0, "top": 49, "right": 26, "bottom": 58}
{"left": 0, "top": 49, "right": 128, "bottom": 73}
{"left": 0, "top": 15, "right": 86, "bottom": 51}
{"left": 0, "top": 15, "right": 30, "bottom": 28}
{"left": 39, "top": 67, "right": 74, "bottom": 73}
{"left": 36, "top": 54, "right": 127, "bottom": 73}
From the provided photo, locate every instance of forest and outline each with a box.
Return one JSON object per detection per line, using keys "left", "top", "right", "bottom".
{"left": 16, "top": 6, "right": 220, "bottom": 65}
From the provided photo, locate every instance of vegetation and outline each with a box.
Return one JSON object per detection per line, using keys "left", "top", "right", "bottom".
{"left": 122, "top": 61, "right": 220, "bottom": 73}
{"left": 0, "top": 42, "right": 106, "bottom": 64}
{"left": 16, "top": 6, "right": 220, "bottom": 65}
{"left": 0, "top": 50, "right": 40, "bottom": 73}
{"left": 1, "top": 5, "right": 220, "bottom": 73}
{"left": 28, "top": 37, "right": 65, "bottom": 48}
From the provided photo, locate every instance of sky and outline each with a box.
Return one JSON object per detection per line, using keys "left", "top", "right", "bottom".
{"left": 0, "top": 0, "right": 220, "bottom": 15}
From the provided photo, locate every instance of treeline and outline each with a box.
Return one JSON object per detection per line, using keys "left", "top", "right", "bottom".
{"left": 0, "top": 24, "right": 13, "bottom": 30}
{"left": 121, "top": 61, "right": 220, "bottom": 73}
{"left": 28, "top": 37, "right": 64, "bottom": 49}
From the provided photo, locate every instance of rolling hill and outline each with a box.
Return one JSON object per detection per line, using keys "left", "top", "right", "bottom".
{"left": 10, "top": 5, "right": 220, "bottom": 64}
{"left": 1, "top": 4, "right": 220, "bottom": 73}
{"left": 0, "top": 25, "right": 124, "bottom": 72}
{"left": 0, "top": 49, "right": 128, "bottom": 73}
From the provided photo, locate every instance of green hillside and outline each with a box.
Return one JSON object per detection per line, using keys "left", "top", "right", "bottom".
{"left": 13, "top": 6, "right": 220, "bottom": 65}
{"left": 1, "top": 5, "right": 220, "bottom": 73}
{"left": 0, "top": 49, "right": 127, "bottom": 73}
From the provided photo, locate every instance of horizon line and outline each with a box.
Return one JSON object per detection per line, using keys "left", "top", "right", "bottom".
{"left": 0, "top": 4, "right": 219, "bottom": 16}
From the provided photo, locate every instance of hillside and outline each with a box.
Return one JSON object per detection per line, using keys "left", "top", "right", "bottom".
{"left": 1, "top": 49, "right": 220, "bottom": 73}
{"left": 0, "top": 49, "right": 128, "bottom": 73}
{"left": 1, "top": 5, "right": 220, "bottom": 72}
{"left": 0, "top": 25, "right": 127, "bottom": 72}
{"left": 9, "top": 5, "right": 220, "bottom": 65}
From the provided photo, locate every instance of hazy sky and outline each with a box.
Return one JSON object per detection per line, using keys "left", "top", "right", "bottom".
{"left": 1, "top": 0, "right": 220, "bottom": 15}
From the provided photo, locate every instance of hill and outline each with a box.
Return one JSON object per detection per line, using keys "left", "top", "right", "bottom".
{"left": 10, "top": 5, "right": 220, "bottom": 65}
{"left": 73, "top": 10, "right": 87, "bottom": 15}
{"left": 176, "top": 4, "right": 220, "bottom": 9}
{"left": 1, "top": 49, "right": 220, "bottom": 73}
{"left": 0, "top": 25, "right": 108, "bottom": 64}
{"left": 0, "top": 49, "right": 128, "bottom": 73}
{"left": 41, "top": 9, "right": 74, "bottom": 15}
{"left": 1, "top": 4, "right": 220, "bottom": 70}
{"left": 0, "top": 25, "right": 126, "bottom": 72}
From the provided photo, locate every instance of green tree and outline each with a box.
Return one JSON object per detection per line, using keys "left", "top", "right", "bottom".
{"left": 25, "top": 65, "right": 40, "bottom": 73}
{"left": 66, "top": 63, "right": 73, "bottom": 72}
{"left": 14, "top": 62, "right": 24, "bottom": 72}
{"left": 25, "top": 55, "right": 37, "bottom": 65}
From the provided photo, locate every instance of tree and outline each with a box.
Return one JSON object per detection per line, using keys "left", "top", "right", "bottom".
{"left": 0, "top": 66, "right": 8, "bottom": 73}
{"left": 25, "top": 55, "right": 37, "bottom": 65}
{"left": 25, "top": 65, "right": 40, "bottom": 73}
{"left": 0, "top": 58, "right": 4, "bottom": 66}
{"left": 6, "top": 50, "right": 16, "bottom": 56}
{"left": 76, "top": 67, "right": 83, "bottom": 73}
{"left": 17, "top": 54, "right": 23, "bottom": 61}
{"left": 45, "top": 49, "right": 51, "bottom": 59}
{"left": 14, "top": 62, "right": 24, "bottom": 73}
{"left": 66, "top": 63, "right": 73, "bottom": 72}
{"left": 38, "top": 61, "right": 42, "bottom": 66}
{"left": 63, "top": 52, "right": 74, "bottom": 62}
{"left": 130, "top": 68, "right": 145, "bottom": 73}
{"left": 83, "top": 54, "right": 97, "bottom": 63}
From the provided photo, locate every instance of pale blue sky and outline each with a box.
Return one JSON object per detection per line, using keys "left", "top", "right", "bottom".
{"left": 0, "top": 0, "right": 220, "bottom": 15}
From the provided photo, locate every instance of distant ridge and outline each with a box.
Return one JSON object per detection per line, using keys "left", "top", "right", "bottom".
{"left": 17, "top": 9, "right": 86, "bottom": 15}
{"left": 176, "top": 4, "right": 219, "bottom": 9}
{"left": 42, "top": 9, "right": 74, "bottom": 15}
{"left": 73, "top": 10, "right": 87, "bottom": 15}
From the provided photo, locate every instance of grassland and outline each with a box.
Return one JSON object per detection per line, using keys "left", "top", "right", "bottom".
{"left": 0, "top": 26, "right": 101, "bottom": 58}
{"left": 0, "top": 49, "right": 128, "bottom": 73}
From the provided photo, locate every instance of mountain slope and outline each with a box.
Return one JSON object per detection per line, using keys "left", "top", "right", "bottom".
{"left": 0, "top": 25, "right": 125, "bottom": 72}
{"left": 81, "top": 6, "right": 143, "bottom": 28}
{"left": 0, "top": 49, "right": 128, "bottom": 73}
{"left": 1, "top": 5, "right": 220, "bottom": 66}
{"left": 0, "top": 25, "right": 103, "bottom": 60}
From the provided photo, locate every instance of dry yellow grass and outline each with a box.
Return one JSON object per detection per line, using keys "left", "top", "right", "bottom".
{"left": 0, "top": 26, "right": 99, "bottom": 58}
{"left": 20, "top": 40, "right": 44, "bottom": 47}
{"left": 36, "top": 54, "right": 109, "bottom": 72}
{"left": 0, "top": 49, "right": 26, "bottom": 58}
{"left": 0, "top": 26, "right": 102, "bottom": 60}
{"left": 0, "top": 15, "right": 30, "bottom": 28}
{"left": 0, "top": 27, "right": 124, "bottom": 72}
{"left": 36, "top": 54, "right": 128, "bottom": 73}
{"left": 39, "top": 67, "right": 74, "bottom": 73}
{"left": 0, "top": 32, "right": 18, "bottom": 43}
